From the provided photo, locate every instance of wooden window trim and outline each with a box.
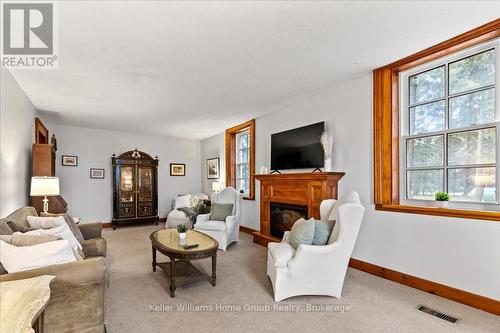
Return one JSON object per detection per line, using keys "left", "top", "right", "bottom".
{"left": 374, "top": 19, "right": 500, "bottom": 221}
{"left": 225, "top": 119, "right": 255, "bottom": 200}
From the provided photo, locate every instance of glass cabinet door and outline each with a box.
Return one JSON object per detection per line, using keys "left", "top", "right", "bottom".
{"left": 118, "top": 166, "right": 136, "bottom": 218}
{"left": 137, "top": 166, "right": 154, "bottom": 217}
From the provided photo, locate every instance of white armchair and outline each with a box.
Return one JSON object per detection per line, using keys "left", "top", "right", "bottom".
{"left": 267, "top": 191, "right": 365, "bottom": 301}
{"left": 194, "top": 187, "right": 243, "bottom": 251}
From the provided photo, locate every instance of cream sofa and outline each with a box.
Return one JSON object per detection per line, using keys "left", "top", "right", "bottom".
{"left": 0, "top": 207, "right": 108, "bottom": 333}
{"left": 166, "top": 193, "right": 209, "bottom": 229}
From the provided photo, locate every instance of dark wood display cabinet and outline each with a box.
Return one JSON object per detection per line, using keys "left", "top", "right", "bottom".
{"left": 112, "top": 149, "right": 159, "bottom": 229}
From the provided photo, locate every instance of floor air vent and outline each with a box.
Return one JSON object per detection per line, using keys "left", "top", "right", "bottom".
{"left": 417, "top": 305, "right": 460, "bottom": 324}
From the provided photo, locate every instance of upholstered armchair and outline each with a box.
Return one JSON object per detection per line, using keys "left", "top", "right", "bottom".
{"left": 194, "top": 187, "right": 243, "bottom": 251}
{"left": 267, "top": 191, "right": 365, "bottom": 301}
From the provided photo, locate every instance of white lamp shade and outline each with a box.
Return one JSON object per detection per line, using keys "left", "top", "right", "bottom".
{"left": 30, "top": 177, "right": 60, "bottom": 196}
{"left": 212, "top": 182, "right": 222, "bottom": 191}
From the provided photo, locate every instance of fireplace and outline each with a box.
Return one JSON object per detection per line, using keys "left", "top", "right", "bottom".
{"left": 253, "top": 172, "right": 344, "bottom": 246}
{"left": 270, "top": 202, "right": 308, "bottom": 238}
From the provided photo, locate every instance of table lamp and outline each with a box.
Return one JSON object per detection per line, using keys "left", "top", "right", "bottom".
{"left": 212, "top": 182, "right": 222, "bottom": 192}
{"left": 30, "top": 176, "right": 60, "bottom": 213}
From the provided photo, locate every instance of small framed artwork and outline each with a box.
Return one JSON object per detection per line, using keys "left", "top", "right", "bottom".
{"left": 62, "top": 155, "right": 78, "bottom": 166}
{"left": 170, "top": 163, "right": 186, "bottom": 176}
{"left": 90, "top": 168, "right": 105, "bottom": 179}
{"left": 207, "top": 157, "right": 220, "bottom": 179}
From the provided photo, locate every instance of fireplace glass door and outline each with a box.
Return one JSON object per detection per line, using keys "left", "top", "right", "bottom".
{"left": 270, "top": 202, "right": 308, "bottom": 238}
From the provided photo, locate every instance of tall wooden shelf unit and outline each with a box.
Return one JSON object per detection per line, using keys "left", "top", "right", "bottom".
{"left": 31, "top": 118, "right": 67, "bottom": 213}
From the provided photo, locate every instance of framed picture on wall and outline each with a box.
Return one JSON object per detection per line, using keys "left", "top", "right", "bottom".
{"left": 207, "top": 157, "right": 220, "bottom": 179}
{"left": 170, "top": 163, "right": 186, "bottom": 176}
{"left": 90, "top": 168, "right": 105, "bottom": 179}
{"left": 62, "top": 155, "right": 78, "bottom": 166}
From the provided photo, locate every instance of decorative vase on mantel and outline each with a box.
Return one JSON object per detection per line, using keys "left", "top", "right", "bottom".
{"left": 320, "top": 131, "right": 333, "bottom": 172}
{"left": 324, "top": 158, "right": 332, "bottom": 172}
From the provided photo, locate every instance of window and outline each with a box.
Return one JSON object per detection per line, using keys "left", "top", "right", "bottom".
{"left": 225, "top": 119, "right": 255, "bottom": 200}
{"left": 400, "top": 45, "right": 498, "bottom": 210}
{"left": 236, "top": 130, "right": 251, "bottom": 196}
{"left": 373, "top": 19, "right": 500, "bottom": 221}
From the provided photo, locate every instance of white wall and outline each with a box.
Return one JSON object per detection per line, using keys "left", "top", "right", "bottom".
{"left": 44, "top": 123, "right": 201, "bottom": 222}
{"left": 0, "top": 70, "right": 36, "bottom": 217}
{"left": 200, "top": 133, "right": 225, "bottom": 195}
{"left": 199, "top": 73, "right": 500, "bottom": 300}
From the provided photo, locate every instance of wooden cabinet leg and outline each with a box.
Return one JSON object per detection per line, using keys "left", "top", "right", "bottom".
{"left": 211, "top": 253, "right": 217, "bottom": 286}
{"left": 152, "top": 247, "right": 156, "bottom": 272}
{"left": 169, "top": 258, "right": 176, "bottom": 297}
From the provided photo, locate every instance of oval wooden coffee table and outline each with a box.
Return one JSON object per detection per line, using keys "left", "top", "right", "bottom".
{"left": 150, "top": 229, "right": 218, "bottom": 297}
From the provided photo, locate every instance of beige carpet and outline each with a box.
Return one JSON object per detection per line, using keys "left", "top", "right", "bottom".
{"left": 103, "top": 224, "right": 499, "bottom": 333}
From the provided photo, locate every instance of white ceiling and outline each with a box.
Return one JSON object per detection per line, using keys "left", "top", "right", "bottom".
{"left": 7, "top": 1, "right": 500, "bottom": 139}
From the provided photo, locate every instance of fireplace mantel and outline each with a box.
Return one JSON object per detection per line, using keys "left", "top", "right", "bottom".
{"left": 253, "top": 172, "right": 345, "bottom": 246}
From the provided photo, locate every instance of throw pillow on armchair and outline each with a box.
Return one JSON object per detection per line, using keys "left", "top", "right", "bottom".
{"left": 209, "top": 203, "right": 234, "bottom": 221}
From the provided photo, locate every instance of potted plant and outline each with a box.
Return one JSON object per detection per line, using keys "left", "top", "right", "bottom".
{"left": 435, "top": 191, "right": 450, "bottom": 207}
{"left": 177, "top": 224, "right": 187, "bottom": 243}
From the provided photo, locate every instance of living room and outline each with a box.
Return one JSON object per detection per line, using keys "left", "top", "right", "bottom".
{"left": 0, "top": 1, "right": 499, "bottom": 332}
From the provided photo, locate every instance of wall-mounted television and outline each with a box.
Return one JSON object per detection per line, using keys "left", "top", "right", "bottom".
{"left": 271, "top": 121, "right": 325, "bottom": 171}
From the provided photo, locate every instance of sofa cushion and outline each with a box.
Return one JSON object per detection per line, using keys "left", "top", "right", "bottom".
{"left": 195, "top": 220, "right": 227, "bottom": 232}
{"left": 268, "top": 242, "right": 296, "bottom": 268}
{"left": 174, "top": 194, "right": 191, "bottom": 209}
{"left": 209, "top": 203, "right": 233, "bottom": 221}
{"left": 5, "top": 206, "right": 38, "bottom": 228}
{"left": 35, "top": 214, "right": 86, "bottom": 245}
{"left": 189, "top": 193, "right": 208, "bottom": 207}
{"left": 63, "top": 214, "right": 85, "bottom": 244}
{"left": 0, "top": 239, "right": 76, "bottom": 273}
{"left": 7, "top": 221, "right": 39, "bottom": 233}
{"left": 312, "top": 219, "right": 335, "bottom": 245}
{"left": 289, "top": 218, "right": 315, "bottom": 249}
{"left": 3, "top": 234, "right": 60, "bottom": 246}
{"left": 82, "top": 238, "right": 107, "bottom": 257}
{"left": 0, "top": 219, "right": 14, "bottom": 235}
{"left": 18, "top": 224, "right": 84, "bottom": 259}
{"left": 167, "top": 210, "right": 193, "bottom": 230}
{"left": 26, "top": 215, "right": 66, "bottom": 228}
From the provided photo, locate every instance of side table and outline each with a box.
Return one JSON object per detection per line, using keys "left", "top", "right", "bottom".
{"left": 0, "top": 275, "right": 55, "bottom": 333}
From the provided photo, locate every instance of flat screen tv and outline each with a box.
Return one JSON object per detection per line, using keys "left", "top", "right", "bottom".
{"left": 271, "top": 122, "right": 325, "bottom": 171}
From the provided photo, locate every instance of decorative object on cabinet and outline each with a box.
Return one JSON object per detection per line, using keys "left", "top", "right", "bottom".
{"left": 50, "top": 134, "right": 57, "bottom": 150}
{"left": 62, "top": 155, "right": 78, "bottom": 166}
{"left": 31, "top": 117, "right": 68, "bottom": 214}
{"left": 111, "top": 149, "right": 159, "bottom": 229}
{"left": 170, "top": 163, "right": 186, "bottom": 176}
{"left": 90, "top": 168, "right": 105, "bottom": 179}
{"left": 320, "top": 131, "right": 333, "bottom": 172}
{"left": 207, "top": 157, "right": 220, "bottom": 179}
{"left": 30, "top": 176, "right": 60, "bottom": 213}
